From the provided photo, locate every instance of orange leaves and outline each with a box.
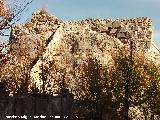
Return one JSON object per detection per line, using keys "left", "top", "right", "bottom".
{"left": 0, "top": 0, "right": 8, "bottom": 16}
{"left": 0, "top": 42, "right": 10, "bottom": 65}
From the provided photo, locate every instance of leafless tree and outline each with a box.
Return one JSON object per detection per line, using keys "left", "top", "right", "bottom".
{"left": 0, "top": 0, "right": 33, "bottom": 37}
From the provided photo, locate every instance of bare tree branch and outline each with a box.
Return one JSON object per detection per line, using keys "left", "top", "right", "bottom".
{"left": 0, "top": 0, "right": 33, "bottom": 36}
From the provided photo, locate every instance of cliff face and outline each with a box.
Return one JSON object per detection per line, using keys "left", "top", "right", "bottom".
{"left": 10, "top": 10, "right": 63, "bottom": 61}
{"left": 9, "top": 10, "right": 160, "bottom": 93}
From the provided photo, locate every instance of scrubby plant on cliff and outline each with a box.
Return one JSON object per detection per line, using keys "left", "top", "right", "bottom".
{"left": 72, "top": 46, "right": 160, "bottom": 119}
{"left": 0, "top": 0, "right": 33, "bottom": 96}
{"left": 0, "top": 42, "right": 10, "bottom": 65}
{"left": 111, "top": 48, "right": 141, "bottom": 103}
{"left": 138, "top": 60, "right": 160, "bottom": 119}
{"left": 72, "top": 56, "right": 117, "bottom": 119}
{"left": 0, "top": 42, "right": 10, "bottom": 95}
{"left": 0, "top": 0, "right": 33, "bottom": 37}
{"left": 111, "top": 47, "right": 160, "bottom": 119}
{"left": 0, "top": 38, "right": 34, "bottom": 96}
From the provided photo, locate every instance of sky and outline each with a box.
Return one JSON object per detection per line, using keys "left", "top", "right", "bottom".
{"left": 19, "top": 0, "right": 160, "bottom": 47}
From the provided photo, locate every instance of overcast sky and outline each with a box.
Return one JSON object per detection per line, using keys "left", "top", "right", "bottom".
{"left": 20, "top": 0, "right": 160, "bottom": 47}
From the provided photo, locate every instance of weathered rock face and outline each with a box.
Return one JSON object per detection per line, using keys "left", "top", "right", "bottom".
{"left": 9, "top": 10, "right": 160, "bottom": 93}
{"left": 30, "top": 23, "right": 124, "bottom": 93}
{"left": 6, "top": 10, "right": 63, "bottom": 84}
{"left": 10, "top": 10, "right": 63, "bottom": 61}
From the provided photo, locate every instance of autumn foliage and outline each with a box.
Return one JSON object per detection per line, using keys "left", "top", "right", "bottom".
{"left": 0, "top": 3, "right": 160, "bottom": 119}
{"left": 0, "top": 0, "right": 7, "bottom": 16}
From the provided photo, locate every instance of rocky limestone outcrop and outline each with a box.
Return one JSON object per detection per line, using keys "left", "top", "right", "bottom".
{"left": 30, "top": 22, "right": 124, "bottom": 93}
{"left": 10, "top": 10, "right": 63, "bottom": 62}
{"left": 3, "top": 10, "right": 63, "bottom": 85}
{"left": 8, "top": 10, "right": 160, "bottom": 93}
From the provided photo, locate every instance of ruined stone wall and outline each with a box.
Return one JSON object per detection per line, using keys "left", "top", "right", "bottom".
{"left": 2, "top": 10, "right": 159, "bottom": 120}
{"left": 8, "top": 10, "right": 160, "bottom": 94}
{"left": 70, "top": 17, "right": 153, "bottom": 50}
{"left": 10, "top": 10, "right": 153, "bottom": 65}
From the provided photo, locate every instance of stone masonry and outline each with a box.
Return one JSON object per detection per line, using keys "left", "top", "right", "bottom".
{"left": 8, "top": 10, "right": 160, "bottom": 94}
